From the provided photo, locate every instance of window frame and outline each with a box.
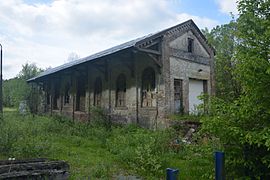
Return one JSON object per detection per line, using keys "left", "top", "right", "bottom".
{"left": 141, "top": 67, "right": 156, "bottom": 108}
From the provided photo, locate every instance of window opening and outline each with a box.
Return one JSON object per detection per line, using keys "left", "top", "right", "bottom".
{"left": 94, "top": 77, "right": 102, "bottom": 106}
{"left": 142, "top": 67, "right": 156, "bottom": 107}
{"left": 116, "top": 74, "right": 126, "bottom": 107}
{"left": 64, "top": 83, "right": 70, "bottom": 104}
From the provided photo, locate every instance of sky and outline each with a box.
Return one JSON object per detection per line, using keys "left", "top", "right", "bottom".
{"left": 0, "top": 0, "right": 238, "bottom": 79}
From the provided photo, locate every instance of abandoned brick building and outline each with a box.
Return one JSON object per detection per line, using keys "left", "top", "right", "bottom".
{"left": 28, "top": 19, "right": 215, "bottom": 128}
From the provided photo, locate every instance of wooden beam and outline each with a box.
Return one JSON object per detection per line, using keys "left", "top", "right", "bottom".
{"left": 144, "top": 41, "right": 159, "bottom": 48}
{"left": 147, "top": 54, "right": 162, "bottom": 68}
{"left": 72, "top": 76, "right": 75, "bottom": 121}
{"left": 137, "top": 47, "right": 161, "bottom": 55}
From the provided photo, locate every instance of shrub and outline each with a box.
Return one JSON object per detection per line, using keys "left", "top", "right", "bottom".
{"left": 0, "top": 122, "right": 20, "bottom": 155}
{"left": 0, "top": 114, "right": 53, "bottom": 158}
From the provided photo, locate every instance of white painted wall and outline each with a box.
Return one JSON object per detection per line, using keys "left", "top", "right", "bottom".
{"left": 188, "top": 79, "right": 204, "bottom": 113}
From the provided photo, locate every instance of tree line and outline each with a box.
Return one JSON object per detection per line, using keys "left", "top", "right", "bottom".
{"left": 202, "top": 0, "right": 270, "bottom": 178}
{"left": 3, "top": 63, "right": 43, "bottom": 108}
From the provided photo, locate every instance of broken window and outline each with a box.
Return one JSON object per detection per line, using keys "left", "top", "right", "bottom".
{"left": 116, "top": 74, "right": 126, "bottom": 107}
{"left": 188, "top": 38, "right": 194, "bottom": 53}
{"left": 94, "top": 77, "right": 102, "bottom": 106}
{"left": 142, "top": 67, "right": 156, "bottom": 107}
{"left": 174, "top": 79, "right": 183, "bottom": 113}
{"left": 76, "top": 76, "right": 86, "bottom": 111}
{"left": 64, "top": 83, "right": 70, "bottom": 105}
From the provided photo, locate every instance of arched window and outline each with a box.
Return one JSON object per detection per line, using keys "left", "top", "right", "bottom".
{"left": 141, "top": 67, "right": 156, "bottom": 107}
{"left": 116, "top": 74, "right": 126, "bottom": 107}
{"left": 94, "top": 77, "right": 102, "bottom": 106}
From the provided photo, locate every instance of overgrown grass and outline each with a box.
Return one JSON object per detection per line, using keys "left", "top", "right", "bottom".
{"left": 0, "top": 109, "right": 218, "bottom": 179}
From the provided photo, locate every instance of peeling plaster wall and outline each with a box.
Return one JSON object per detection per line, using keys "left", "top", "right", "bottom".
{"left": 39, "top": 26, "right": 214, "bottom": 129}
{"left": 170, "top": 57, "right": 210, "bottom": 113}
{"left": 166, "top": 30, "right": 211, "bottom": 114}
{"left": 44, "top": 53, "right": 166, "bottom": 129}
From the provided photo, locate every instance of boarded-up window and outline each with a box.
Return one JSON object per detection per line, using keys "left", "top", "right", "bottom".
{"left": 174, "top": 79, "right": 183, "bottom": 113}
{"left": 94, "top": 77, "right": 102, "bottom": 106}
{"left": 142, "top": 67, "right": 155, "bottom": 107}
{"left": 116, "top": 74, "right": 126, "bottom": 107}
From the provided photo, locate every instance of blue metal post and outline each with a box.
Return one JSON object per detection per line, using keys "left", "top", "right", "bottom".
{"left": 166, "top": 168, "right": 179, "bottom": 180}
{"left": 215, "top": 151, "right": 225, "bottom": 180}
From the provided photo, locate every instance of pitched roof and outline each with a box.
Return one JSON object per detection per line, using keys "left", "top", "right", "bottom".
{"left": 28, "top": 19, "right": 212, "bottom": 82}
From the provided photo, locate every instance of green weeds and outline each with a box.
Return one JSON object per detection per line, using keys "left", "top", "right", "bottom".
{"left": 0, "top": 109, "right": 216, "bottom": 179}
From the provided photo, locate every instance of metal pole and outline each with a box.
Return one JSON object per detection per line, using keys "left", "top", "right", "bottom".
{"left": 215, "top": 151, "right": 225, "bottom": 180}
{"left": 0, "top": 43, "right": 3, "bottom": 120}
{"left": 166, "top": 168, "right": 179, "bottom": 180}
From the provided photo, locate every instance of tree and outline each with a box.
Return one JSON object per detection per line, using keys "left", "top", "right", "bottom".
{"left": 18, "top": 63, "right": 43, "bottom": 80}
{"left": 202, "top": 20, "right": 240, "bottom": 102}
{"left": 3, "top": 63, "right": 43, "bottom": 109}
{"left": 202, "top": 0, "right": 270, "bottom": 178}
{"left": 66, "top": 52, "right": 80, "bottom": 62}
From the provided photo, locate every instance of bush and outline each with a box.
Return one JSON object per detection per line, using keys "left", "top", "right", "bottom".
{"left": 0, "top": 113, "right": 53, "bottom": 158}
{"left": 0, "top": 122, "right": 21, "bottom": 155}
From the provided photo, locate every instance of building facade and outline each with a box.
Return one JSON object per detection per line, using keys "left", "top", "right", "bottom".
{"left": 28, "top": 20, "right": 215, "bottom": 129}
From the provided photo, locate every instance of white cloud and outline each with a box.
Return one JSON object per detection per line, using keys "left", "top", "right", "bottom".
{"left": 215, "top": 0, "right": 238, "bottom": 15}
{"left": 0, "top": 0, "right": 219, "bottom": 79}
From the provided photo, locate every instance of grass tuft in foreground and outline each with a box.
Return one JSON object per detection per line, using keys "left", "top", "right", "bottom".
{"left": 0, "top": 109, "right": 218, "bottom": 179}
